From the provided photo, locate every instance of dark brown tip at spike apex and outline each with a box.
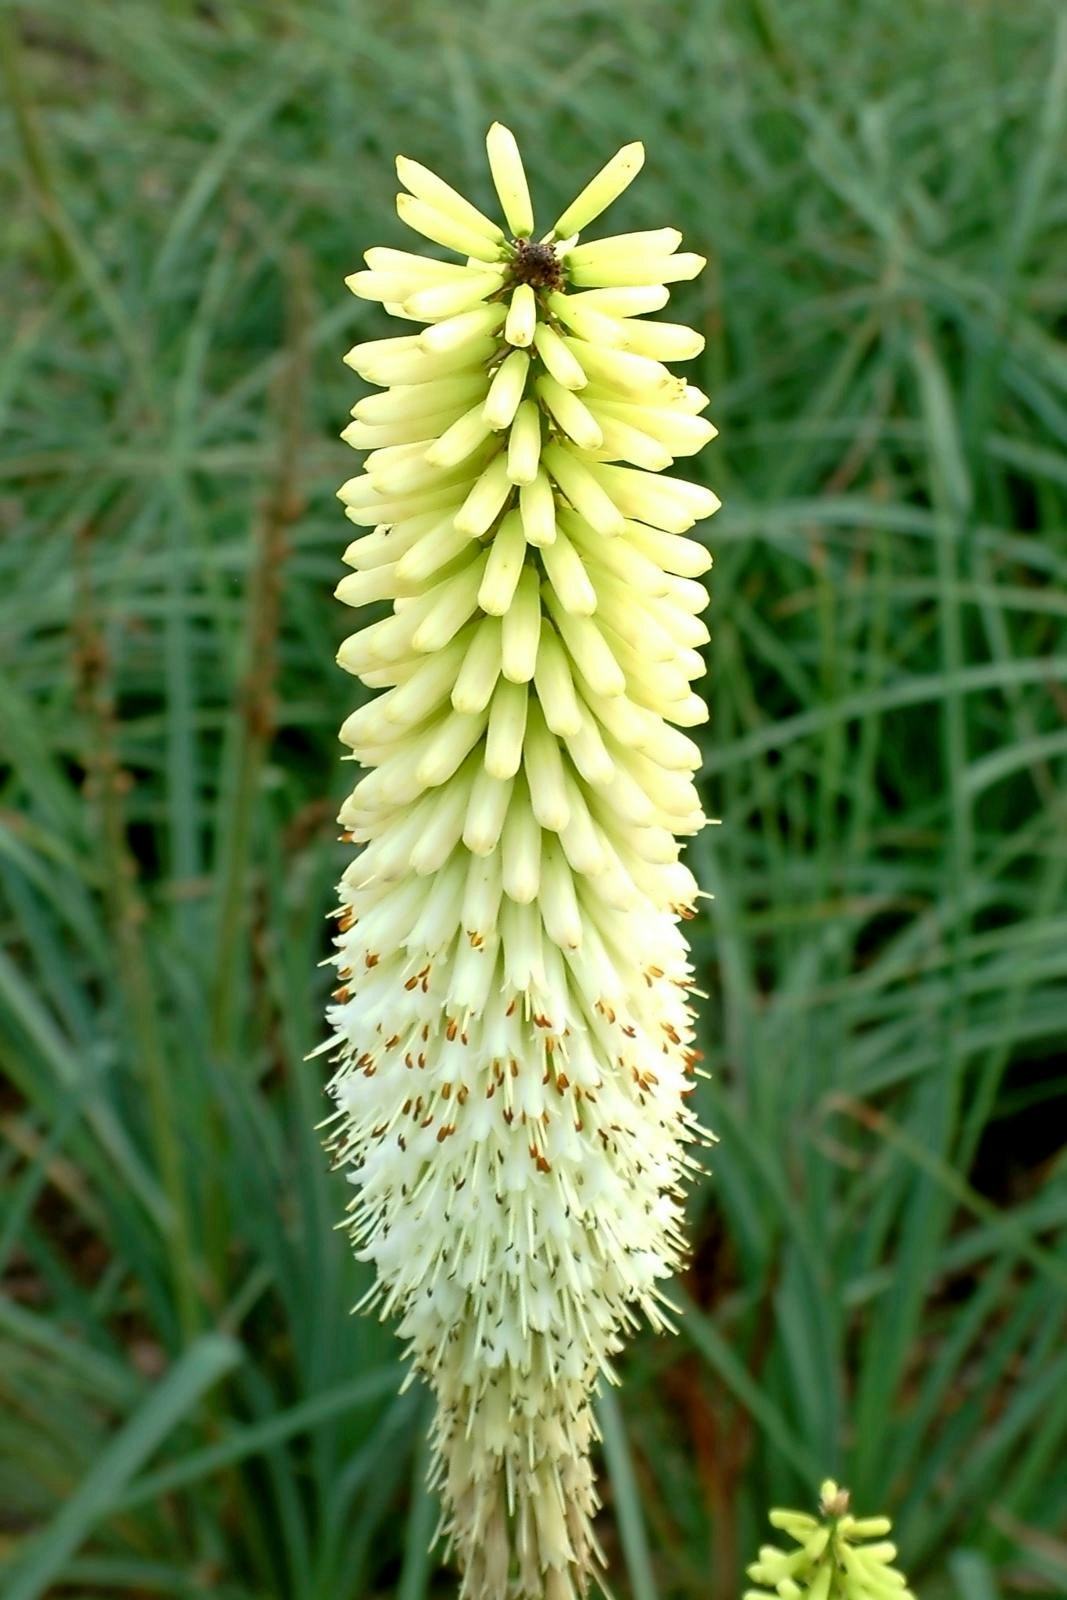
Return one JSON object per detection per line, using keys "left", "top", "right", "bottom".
{"left": 510, "top": 238, "right": 564, "bottom": 291}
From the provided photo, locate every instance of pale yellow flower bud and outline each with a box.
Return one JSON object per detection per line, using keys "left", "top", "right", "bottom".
{"left": 486, "top": 121, "right": 534, "bottom": 237}
{"left": 532, "top": 321, "right": 588, "bottom": 389}
{"left": 506, "top": 399, "right": 543, "bottom": 485}
{"left": 396, "top": 192, "right": 506, "bottom": 263}
{"left": 396, "top": 154, "right": 505, "bottom": 242}
{"left": 505, "top": 282, "right": 538, "bottom": 347}
{"left": 482, "top": 349, "right": 531, "bottom": 429}
{"left": 552, "top": 140, "right": 645, "bottom": 236}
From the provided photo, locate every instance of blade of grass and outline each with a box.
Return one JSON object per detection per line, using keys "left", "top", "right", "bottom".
{"left": 0, "top": 1334, "right": 241, "bottom": 1600}
{"left": 115, "top": 1365, "right": 399, "bottom": 1510}
{"left": 396, "top": 1420, "right": 438, "bottom": 1600}
{"left": 598, "top": 1386, "right": 661, "bottom": 1600}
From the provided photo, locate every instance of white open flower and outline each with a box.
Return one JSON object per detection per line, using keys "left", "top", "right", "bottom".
{"left": 323, "top": 124, "right": 719, "bottom": 1600}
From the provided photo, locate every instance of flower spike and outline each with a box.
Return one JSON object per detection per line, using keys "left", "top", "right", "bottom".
{"left": 326, "top": 124, "right": 718, "bottom": 1600}
{"left": 746, "top": 1483, "right": 917, "bottom": 1600}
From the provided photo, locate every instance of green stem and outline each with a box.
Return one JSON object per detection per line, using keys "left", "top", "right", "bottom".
{"left": 0, "top": 9, "right": 73, "bottom": 279}
{"left": 208, "top": 252, "right": 309, "bottom": 1055}
{"left": 73, "top": 534, "right": 201, "bottom": 1345}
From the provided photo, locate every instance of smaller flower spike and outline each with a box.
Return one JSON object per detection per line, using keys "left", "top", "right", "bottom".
{"left": 745, "top": 1483, "right": 917, "bottom": 1600}
{"left": 325, "top": 123, "right": 719, "bottom": 1600}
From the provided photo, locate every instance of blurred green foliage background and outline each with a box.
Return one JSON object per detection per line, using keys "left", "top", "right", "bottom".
{"left": 2, "top": 1, "right": 1066, "bottom": 1597}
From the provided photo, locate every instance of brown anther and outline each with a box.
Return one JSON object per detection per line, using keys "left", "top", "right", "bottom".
{"left": 332, "top": 986, "right": 350, "bottom": 1002}
{"left": 365, "top": 952, "right": 379, "bottom": 968}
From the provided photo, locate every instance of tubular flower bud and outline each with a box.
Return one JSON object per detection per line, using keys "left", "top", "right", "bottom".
{"left": 324, "top": 123, "right": 718, "bottom": 1600}
{"left": 747, "top": 1486, "right": 915, "bottom": 1600}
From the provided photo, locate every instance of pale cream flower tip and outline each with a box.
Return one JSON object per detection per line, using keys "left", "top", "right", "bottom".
{"left": 328, "top": 125, "right": 718, "bottom": 1600}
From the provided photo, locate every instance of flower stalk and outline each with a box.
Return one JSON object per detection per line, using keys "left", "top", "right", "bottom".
{"left": 323, "top": 123, "right": 718, "bottom": 1600}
